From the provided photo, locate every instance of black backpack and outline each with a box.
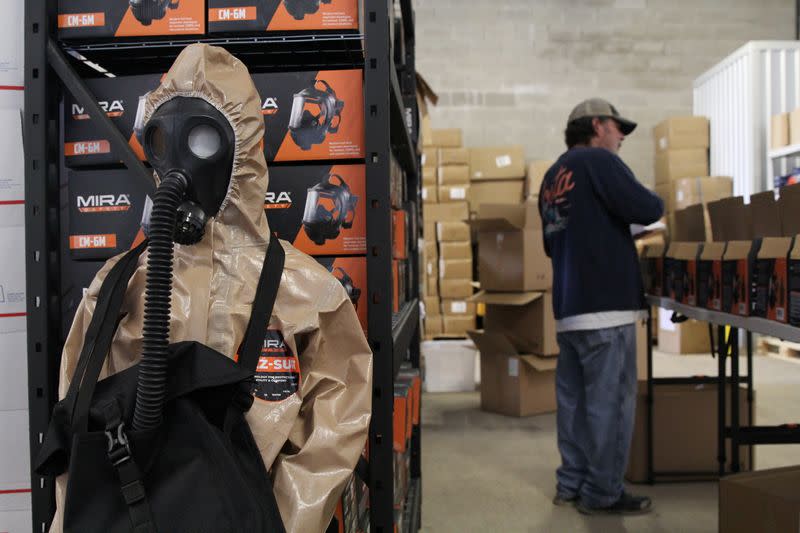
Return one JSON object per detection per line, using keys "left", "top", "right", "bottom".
{"left": 36, "top": 237, "right": 287, "bottom": 533}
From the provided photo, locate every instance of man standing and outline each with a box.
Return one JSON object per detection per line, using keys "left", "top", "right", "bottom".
{"left": 538, "top": 98, "right": 664, "bottom": 515}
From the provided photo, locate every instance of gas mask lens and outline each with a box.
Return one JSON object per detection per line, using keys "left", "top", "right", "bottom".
{"left": 188, "top": 124, "right": 222, "bottom": 159}
{"left": 289, "top": 94, "right": 317, "bottom": 130}
{"left": 147, "top": 125, "right": 167, "bottom": 161}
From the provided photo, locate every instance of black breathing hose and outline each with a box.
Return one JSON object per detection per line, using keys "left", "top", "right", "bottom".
{"left": 132, "top": 171, "right": 188, "bottom": 432}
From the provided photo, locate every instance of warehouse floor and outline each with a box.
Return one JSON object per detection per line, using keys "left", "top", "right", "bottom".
{"left": 420, "top": 348, "right": 800, "bottom": 532}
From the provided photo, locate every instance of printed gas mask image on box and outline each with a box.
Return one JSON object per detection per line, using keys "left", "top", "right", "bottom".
{"left": 302, "top": 173, "right": 358, "bottom": 244}
{"left": 207, "top": 0, "right": 359, "bottom": 32}
{"left": 129, "top": 0, "right": 179, "bottom": 25}
{"left": 58, "top": 0, "right": 204, "bottom": 38}
{"left": 289, "top": 79, "right": 345, "bottom": 150}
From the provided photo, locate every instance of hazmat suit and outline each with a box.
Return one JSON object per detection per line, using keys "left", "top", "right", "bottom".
{"left": 50, "top": 43, "right": 372, "bottom": 533}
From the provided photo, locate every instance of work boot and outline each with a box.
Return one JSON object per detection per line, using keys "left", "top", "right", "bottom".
{"left": 577, "top": 492, "right": 652, "bottom": 515}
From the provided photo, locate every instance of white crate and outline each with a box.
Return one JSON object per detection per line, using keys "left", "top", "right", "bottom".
{"left": 421, "top": 339, "right": 478, "bottom": 393}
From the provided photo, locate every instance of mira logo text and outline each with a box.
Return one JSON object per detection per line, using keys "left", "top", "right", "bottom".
{"left": 77, "top": 194, "right": 132, "bottom": 213}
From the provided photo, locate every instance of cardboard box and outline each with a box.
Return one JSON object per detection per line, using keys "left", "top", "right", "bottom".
{"left": 430, "top": 129, "right": 462, "bottom": 148}
{"left": 779, "top": 182, "right": 800, "bottom": 236}
{"left": 790, "top": 108, "right": 800, "bottom": 146}
{"left": 423, "top": 202, "right": 469, "bottom": 223}
{"left": 438, "top": 147, "right": 470, "bottom": 166}
{"left": 422, "top": 147, "right": 438, "bottom": 169}
{"left": 652, "top": 116, "right": 710, "bottom": 152}
{"left": 469, "top": 146, "right": 526, "bottom": 181}
{"left": 443, "top": 315, "right": 476, "bottom": 334}
{"left": 722, "top": 240, "right": 760, "bottom": 316}
{"left": 471, "top": 291, "right": 558, "bottom": 356}
{"left": 697, "top": 242, "right": 727, "bottom": 310}
{"left": 664, "top": 242, "right": 703, "bottom": 306}
{"left": 440, "top": 300, "right": 477, "bottom": 317}
{"left": 654, "top": 148, "right": 708, "bottom": 185}
{"left": 422, "top": 166, "right": 437, "bottom": 186}
{"left": 626, "top": 381, "right": 752, "bottom": 483}
{"left": 468, "top": 179, "right": 524, "bottom": 212}
{"left": 771, "top": 112, "right": 790, "bottom": 149}
{"left": 524, "top": 160, "right": 554, "bottom": 199}
{"left": 438, "top": 185, "right": 470, "bottom": 203}
{"left": 439, "top": 279, "right": 473, "bottom": 299}
{"left": 720, "top": 466, "right": 800, "bottom": 533}
{"left": 436, "top": 221, "right": 470, "bottom": 242}
{"left": 64, "top": 70, "right": 364, "bottom": 166}
{"left": 470, "top": 202, "right": 552, "bottom": 292}
{"left": 469, "top": 330, "right": 557, "bottom": 417}
{"left": 751, "top": 237, "right": 792, "bottom": 322}
{"left": 423, "top": 296, "right": 441, "bottom": 316}
{"left": 439, "top": 259, "right": 472, "bottom": 280}
{"left": 58, "top": 0, "right": 204, "bottom": 38}
{"left": 425, "top": 315, "right": 443, "bottom": 338}
{"left": 672, "top": 203, "right": 709, "bottom": 242}
{"left": 657, "top": 313, "right": 711, "bottom": 354}
{"left": 314, "top": 257, "right": 366, "bottom": 334}
{"left": 421, "top": 185, "right": 437, "bottom": 204}
{"left": 655, "top": 176, "right": 733, "bottom": 213}
{"left": 438, "top": 165, "right": 470, "bottom": 186}
{"left": 67, "top": 169, "right": 149, "bottom": 260}
{"left": 208, "top": 0, "right": 358, "bottom": 32}
{"left": 265, "top": 164, "right": 365, "bottom": 255}
{"left": 750, "top": 190, "right": 782, "bottom": 238}
{"left": 439, "top": 241, "right": 472, "bottom": 262}
{"left": 426, "top": 275, "right": 438, "bottom": 297}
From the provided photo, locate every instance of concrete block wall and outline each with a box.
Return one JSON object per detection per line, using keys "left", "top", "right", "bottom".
{"left": 414, "top": 0, "right": 795, "bottom": 186}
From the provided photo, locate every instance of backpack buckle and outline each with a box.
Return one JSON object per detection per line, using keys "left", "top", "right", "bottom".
{"left": 106, "top": 422, "right": 132, "bottom": 466}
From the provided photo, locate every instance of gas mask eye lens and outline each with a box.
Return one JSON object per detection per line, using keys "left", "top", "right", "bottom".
{"left": 147, "top": 125, "right": 167, "bottom": 160}
{"left": 188, "top": 124, "right": 222, "bottom": 159}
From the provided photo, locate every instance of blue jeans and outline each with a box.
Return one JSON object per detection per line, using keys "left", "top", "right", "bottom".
{"left": 555, "top": 324, "right": 637, "bottom": 508}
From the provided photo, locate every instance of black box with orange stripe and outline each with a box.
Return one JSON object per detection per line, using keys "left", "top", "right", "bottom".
{"left": 58, "top": 0, "right": 205, "bottom": 39}
{"left": 63, "top": 69, "right": 364, "bottom": 167}
{"left": 67, "top": 169, "right": 148, "bottom": 260}
{"left": 314, "top": 256, "right": 366, "bottom": 334}
{"left": 265, "top": 164, "right": 365, "bottom": 255}
{"left": 208, "top": 0, "right": 359, "bottom": 33}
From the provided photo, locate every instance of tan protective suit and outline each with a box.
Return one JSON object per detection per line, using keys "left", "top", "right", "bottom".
{"left": 51, "top": 43, "right": 372, "bottom": 533}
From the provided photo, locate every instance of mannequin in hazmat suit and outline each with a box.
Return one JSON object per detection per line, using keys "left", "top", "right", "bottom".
{"left": 49, "top": 43, "right": 372, "bottom": 533}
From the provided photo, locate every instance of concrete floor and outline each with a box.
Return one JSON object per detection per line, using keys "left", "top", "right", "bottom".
{"left": 420, "top": 350, "right": 800, "bottom": 532}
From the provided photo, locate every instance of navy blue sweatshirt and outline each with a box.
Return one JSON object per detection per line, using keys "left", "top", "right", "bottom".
{"left": 538, "top": 147, "right": 664, "bottom": 320}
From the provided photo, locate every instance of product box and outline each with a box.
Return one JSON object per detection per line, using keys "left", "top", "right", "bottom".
{"left": 423, "top": 295, "right": 440, "bottom": 316}
{"left": 67, "top": 169, "right": 150, "bottom": 260}
{"left": 654, "top": 148, "right": 708, "bottom": 185}
{"left": 421, "top": 185, "right": 437, "bottom": 204}
{"left": 791, "top": 108, "right": 800, "bottom": 146}
{"left": 208, "top": 0, "right": 358, "bottom": 33}
{"left": 436, "top": 221, "right": 470, "bottom": 242}
{"left": 439, "top": 259, "right": 472, "bottom": 280}
{"left": 422, "top": 166, "right": 437, "bottom": 186}
{"left": 425, "top": 275, "right": 438, "bottom": 298}
{"left": 626, "top": 381, "right": 752, "bottom": 483}
{"left": 392, "top": 209, "right": 407, "bottom": 260}
{"left": 719, "top": 466, "right": 800, "bottom": 533}
{"left": 424, "top": 254, "right": 438, "bottom": 280}
{"left": 468, "top": 179, "right": 524, "bottom": 213}
{"left": 429, "top": 129, "right": 462, "bottom": 148}
{"left": 664, "top": 242, "right": 703, "bottom": 306}
{"left": 751, "top": 237, "right": 793, "bottom": 322}
{"left": 524, "top": 160, "right": 554, "bottom": 199}
{"left": 421, "top": 147, "right": 438, "bottom": 168}
{"left": 440, "top": 299, "right": 476, "bottom": 317}
{"left": 470, "top": 290, "right": 558, "bottom": 356}
{"left": 390, "top": 155, "right": 405, "bottom": 210}
{"left": 442, "top": 315, "right": 476, "bottom": 335}
{"left": 469, "top": 201, "right": 552, "bottom": 292}
{"left": 63, "top": 69, "right": 364, "bottom": 167}
{"left": 722, "top": 241, "right": 760, "bottom": 316}
{"left": 423, "top": 202, "right": 469, "bottom": 223}
{"left": 652, "top": 116, "right": 710, "bottom": 152}
{"left": 437, "top": 165, "right": 469, "bottom": 186}
{"left": 437, "top": 185, "right": 470, "bottom": 203}
{"left": 641, "top": 242, "right": 665, "bottom": 297}
{"left": 393, "top": 383, "right": 411, "bottom": 454}
{"left": 438, "top": 147, "right": 469, "bottom": 166}
{"left": 265, "top": 164, "right": 365, "bottom": 255}
{"left": 58, "top": 0, "right": 204, "bottom": 39}
{"left": 696, "top": 242, "right": 727, "bottom": 310}
{"left": 439, "top": 241, "right": 471, "bottom": 262}
{"left": 468, "top": 329, "right": 557, "bottom": 417}
{"left": 771, "top": 112, "right": 790, "bottom": 149}
{"left": 424, "top": 314, "right": 443, "bottom": 338}
{"left": 655, "top": 176, "right": 733, "bottom": 213}
{"left": 439, "top": 278, "right": 473, "bottom": 299}
{"left": 790, "top": 241, "right": 800, "bottom": 327}
{"left": 657, "top": 311, "right": 711, "bottom": 354}
{"left": 469, "top": 146, "right": 526, "bottom": 181}
{"left": 314, "top": 257, "right": 366, "bottom": 334}
{"left": 780, "top": 182, "right": 800, "bottom": 236}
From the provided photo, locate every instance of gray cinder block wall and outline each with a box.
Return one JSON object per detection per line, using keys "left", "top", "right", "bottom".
{"left": 414, "top": 0, "right": 795, "bottom": 186}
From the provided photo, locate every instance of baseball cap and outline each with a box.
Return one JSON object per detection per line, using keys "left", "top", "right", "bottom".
{"left": 568, "top": 98, "right": 637, "bottom": 135}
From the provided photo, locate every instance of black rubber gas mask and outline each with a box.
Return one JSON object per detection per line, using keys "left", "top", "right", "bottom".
{"left": 331, "top": 267, "right": 361, "bottom": 309}
{"left": 283, "top": 0, "right": 332, "bottom": 20}
{"left": 302, "top": 173, "right": 358, "bottom": 245}
{"left": 289, "top": 80, "right": 344, "bottom": 150}
{"left": 129, "top": 0, "right": 179, "bottom": 26}
{"left": 141, "top": 97, "right": 235, "bottom": 245}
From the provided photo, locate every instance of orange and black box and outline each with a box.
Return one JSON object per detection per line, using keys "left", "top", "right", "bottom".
{"left": 208, "top": 0, "right": 358, "bottom": 33}
{"left": 722, "top": 240, "right": 761, "bottom": 317}
{"left": 58, "top": 0, "right": 205, "bottom": 39}
{"left": 392, "top": 209, "right": 407, "bottom": 260}
{"left": 789, "top": 249, "right": 800, "bottom": 327}
{"left": 265, "top": 164, "right": 365, "bottom": 255}
{"left": 696, "top": 242, "right": 727, "bottom": 311}
{"left": 751, "top": 237, "right": 793, "bottom": 322}
{"left": 314, "top": 256, "right": 366, "bottom": 334}
{"left": 67, "top": 169, "right": 149, "bottom": 260}
{"left": 665, "top": 242, "right": 702, "bottom": 306}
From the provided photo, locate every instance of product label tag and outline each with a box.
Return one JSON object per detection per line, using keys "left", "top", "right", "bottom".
{"left": 495, "top": 155, "right": 512, "bottom": 168}
{"left": 508, "top": 358, "right": 519, "bottom": 377}
{"left": 658, "top": 307, "right": 676, "bottom": 332}
{"left": 659, "top": 137, "right": 668, "bottom": 150}
{"left": 422, "top": 188, "right": 428, "bottom": 200}
{"left": 250, "top": 328, "right": 301, "bottom": 402}
{"left": 450, "top": 187, "right": 466, "bottom": 200}
{"left": 451, "top": 301, "right": 467, "bottom": 314}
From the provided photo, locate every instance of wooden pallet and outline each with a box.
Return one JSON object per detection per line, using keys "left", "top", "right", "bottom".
{"left": 758, "top": 336, "right": 800, "bottom": 358}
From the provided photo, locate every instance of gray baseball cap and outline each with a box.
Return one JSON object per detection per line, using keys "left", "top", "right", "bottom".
{"left": 568, "top": 98, "right": 637, "bottom": 135}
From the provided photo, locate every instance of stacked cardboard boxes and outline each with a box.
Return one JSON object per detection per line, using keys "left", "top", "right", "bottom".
{"left": 653, "top": 116, "right": 710, "bottom": 186}
{"left": 466, "top": 145, "right": 526, "bottom": 214}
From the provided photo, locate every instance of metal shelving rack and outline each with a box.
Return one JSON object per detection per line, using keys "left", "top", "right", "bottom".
{"left": 24, "top": 1, "right": 422, "bottom": 532}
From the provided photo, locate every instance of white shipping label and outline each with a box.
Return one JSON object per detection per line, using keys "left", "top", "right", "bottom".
{"left": 508, "top": 358, "right": 519, "bottom": 377}
{"left": 676, "top": 190, "right": 685, "bottom": 202}
{"left": 658, "top": 307, "right": 676, "bottom": 332}
{"left": 427, "top": 262, "right": 433, "bottom": 275}
{"left": 495, "top": 155, "right": 512, "bottom": 168}
{"left": 659, "top": 137, "right": 668, "bottom": 150}
{"left": 439, "top": 259, "right": 445, "bottom": 275}
{"left": 474, "top": 171, "right": 484, "bottom": 178}
{"left": 450, "top": 187, "right": 466, "bottom": 200}
{"left": 421, "top": 154, "right": 427, "bottom": 166}
{"left": 422, "top": 188, "right": 428, "bottom": 200}
{"left": 450, "top": 301, "right": 467, "bottom": 314}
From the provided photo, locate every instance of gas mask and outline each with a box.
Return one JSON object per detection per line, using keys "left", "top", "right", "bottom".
{"left": 283, "top": 0, "right": 332, "bottom": 20}
{"left": 302, "top": 173, "right": 358, "bottom": 245}
{"left": 289, "top": 80, "right": 344, "bottom": 150}
{"left": 140, "top": 96, "right": 235, "bottom": 245}
{"left": 129, "top": 0, "right": 179, "bottom": 26}
{"left": 331, "top": 267, "right": 361, "bottom": 310}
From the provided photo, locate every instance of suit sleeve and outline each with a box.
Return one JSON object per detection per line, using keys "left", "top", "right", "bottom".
{"left": 588, "top": 152, "right": 664, "bottom": 225}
